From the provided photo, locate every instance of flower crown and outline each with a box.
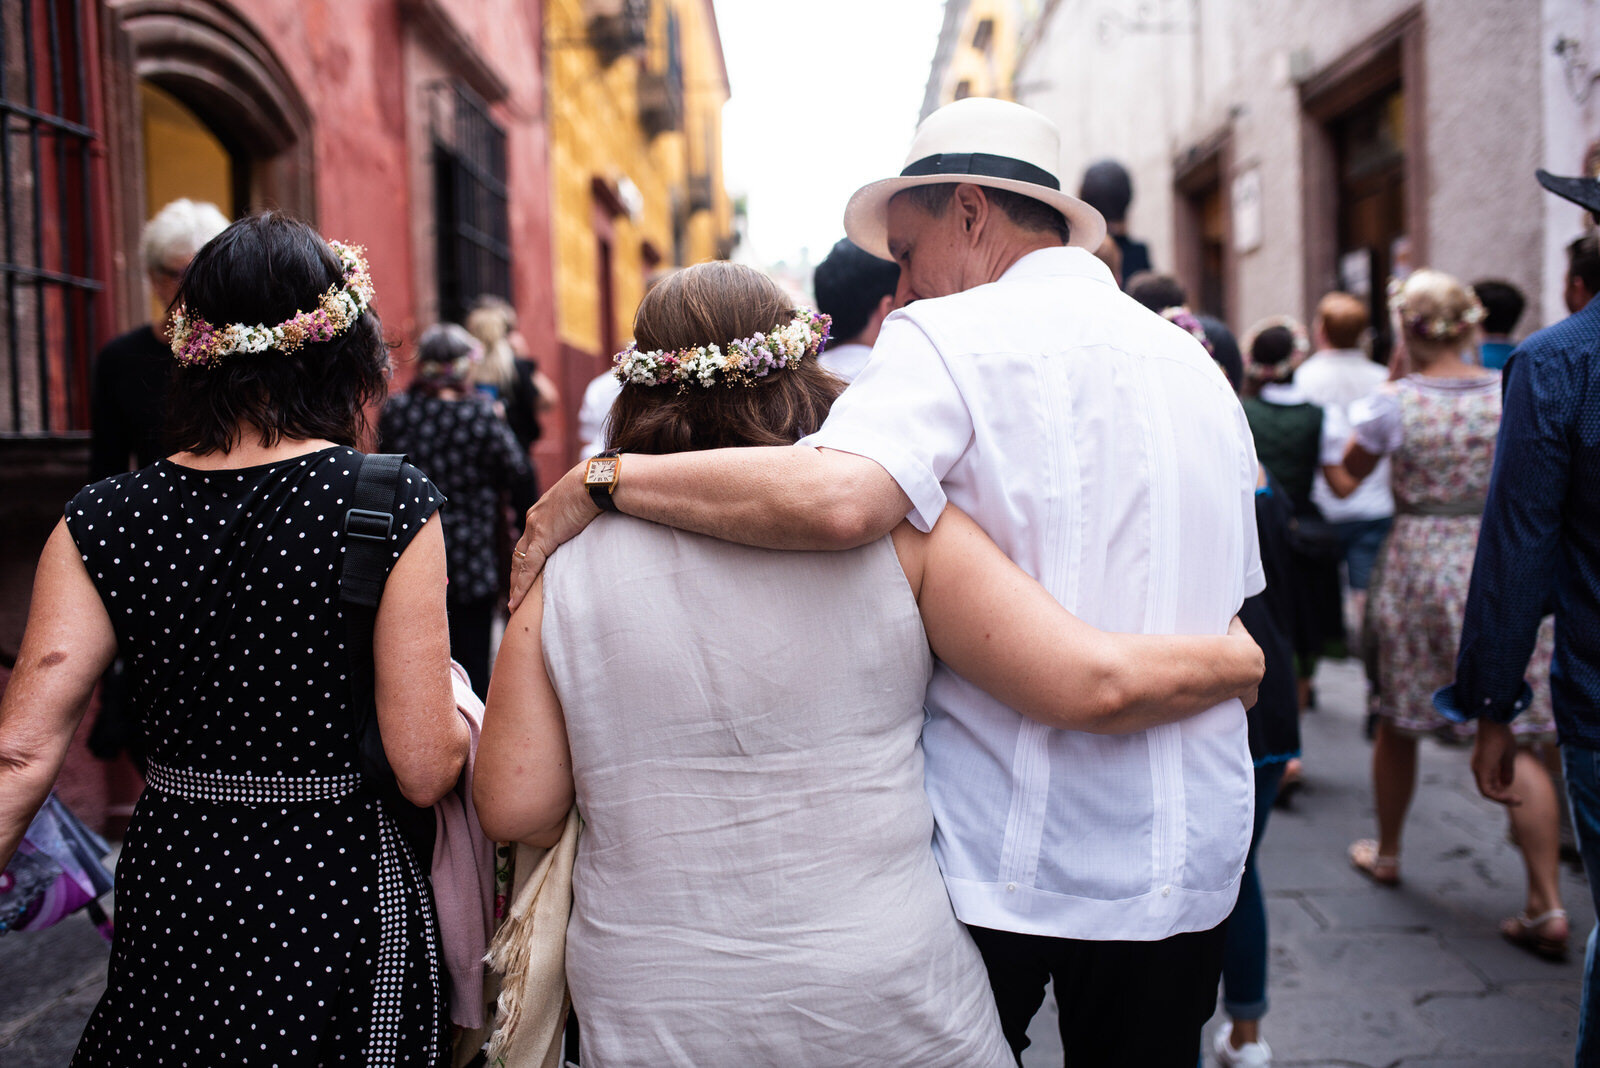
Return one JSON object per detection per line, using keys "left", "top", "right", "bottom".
{"left": 170, "top": 241, "right": 375, "bottom": 368}
{"left": 1159, "top": 305, "right": 1214, "bottom": 357}
{"left": 613, "top": 309, "right": 832, "bottom": 390}
{"left": 1241, "top": 315, "right": 1311, "bottom": 386}
{"left": 1387, "top": 276, "right": 1485, "bottom": 342}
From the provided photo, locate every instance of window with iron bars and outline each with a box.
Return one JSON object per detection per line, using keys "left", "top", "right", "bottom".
{"left": 431, "top": 81, "right": 511, "bottom": 326}
{"left": 0, "top": 0, "right": 105, "bottom": 437}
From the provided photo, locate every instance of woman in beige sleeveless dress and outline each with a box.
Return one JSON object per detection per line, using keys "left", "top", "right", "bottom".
{"left": 475, "top": 263, "right": 1264, "bottom": 1067}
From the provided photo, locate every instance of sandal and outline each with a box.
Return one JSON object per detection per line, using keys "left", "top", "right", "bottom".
{"left": 1501, "top": 909, "right": 1569, "bottom": 961}
{"left": 1348, "top": 839, "right": 1401, "bottom": 886}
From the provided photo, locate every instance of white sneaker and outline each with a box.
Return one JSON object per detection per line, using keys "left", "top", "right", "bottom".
{"left": 1213, "top": 1021, "right": 1272, "bottom": 1067}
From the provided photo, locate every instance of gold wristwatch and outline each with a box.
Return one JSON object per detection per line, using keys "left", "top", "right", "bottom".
{"left": 584, "top": 450, "right": 621, "bottom": 512}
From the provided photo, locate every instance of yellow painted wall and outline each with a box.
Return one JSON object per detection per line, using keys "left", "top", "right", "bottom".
{"left": 140, "top": 82, "right": 234, "bottom": 319}
{"left": 675, "top": 0, "right": 732, "bottom": 262}
{"left": 141, "top": 82, "right": 234, "bottom": 222}
{"left": 546, "top": 0, "right": 731, "bottom": 359}
{"left": 936, "top": 0, "right": 1024, "bottom": 108}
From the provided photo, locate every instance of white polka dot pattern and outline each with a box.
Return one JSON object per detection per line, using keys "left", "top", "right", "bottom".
{"left": 146, "top": 762, "right": 362, "bottom": 804}
{"left": 62, "top": 446, "right": 450, "bottom": 1066}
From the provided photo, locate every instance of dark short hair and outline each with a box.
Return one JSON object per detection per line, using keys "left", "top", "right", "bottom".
{"left": 1568, "top": 235, "right": 1600, "bottom": 295}
{"left": 166, "top": 212, "right": 390, "bottom": 455}
{"left": 412, "top": 322, "right": 481, "bottom": 392}
{"left": 1470, "top": 279, "right": 1525, "bottom": 336}
{"left": 1079, "top": 160, "right": 1133, "bottom": 223}
{"left": 895, "top": 183, "right": 1071, "bottom": 244}
{"left": 607, "top": 262, "right": 842, "bottom": 453}
{"left": 1128, "top": 272, "right": 1188, "bottom": 313}
{"left": 812, "top": 239, "right": 899, "bottom": 344}
{"left": 1198, "top": 314, "right": 1242, "bottom": 392}
{"left": 1251, "top": 325, "right": 1298, "bottom": 368}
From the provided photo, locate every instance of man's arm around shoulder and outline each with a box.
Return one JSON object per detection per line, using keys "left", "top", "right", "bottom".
{"left": 508, "top": 446, "right": 910, "bottom": 609}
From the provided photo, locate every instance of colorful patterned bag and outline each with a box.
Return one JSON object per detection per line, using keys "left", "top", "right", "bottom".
{"left": 0, "top": 794, "right": 114, "bottom": 938}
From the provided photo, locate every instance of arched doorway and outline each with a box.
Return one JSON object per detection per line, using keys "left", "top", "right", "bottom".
{"left": 137, "top": 81, "right": 237, "bottom": 321}
{"left": 103, "top": 0, "right": 315, "bottom": 329}
{"left": 140, "top": 81, "right": 237, "bottom": 220}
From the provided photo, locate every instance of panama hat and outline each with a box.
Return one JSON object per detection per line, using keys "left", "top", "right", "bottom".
{"left": 843, "top": 97, "right": 1106, "bottom": 260}
{"left": 1536, "top": 168, "right": 1600, "bottom": 217}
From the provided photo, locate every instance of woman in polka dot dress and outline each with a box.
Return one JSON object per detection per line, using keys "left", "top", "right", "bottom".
{"left": 0, "top": 213, "right": 468, "bottom": 1065}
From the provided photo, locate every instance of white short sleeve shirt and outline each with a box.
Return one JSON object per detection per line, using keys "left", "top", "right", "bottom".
{"left": 1295, "top": 350, "right": 1394, "bottom": 523}
{"left": 578, "top": 371, "right": 624, "bottom": 458}
{"left": 816, "top": 341, "right": 874, "bottom": 384}
{"left": 801, "top": 247, "right": 1263, "bottom": 941}
{"left": 1347, "top": 388, "right": 1405, "bottom": 456}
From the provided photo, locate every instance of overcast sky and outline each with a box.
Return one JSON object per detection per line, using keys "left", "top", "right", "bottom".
{"left": 717, "top": 0, "right": 945, "bottom": 268}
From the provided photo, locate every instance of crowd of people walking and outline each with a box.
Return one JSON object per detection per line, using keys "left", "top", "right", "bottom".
{"left": 0, "top": 92, "right": 1598, "bottom": 1068}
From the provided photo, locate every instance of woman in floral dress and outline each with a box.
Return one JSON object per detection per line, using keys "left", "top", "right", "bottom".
{"left": 1330, "top": 269, "right": 1566, "bottom": 958}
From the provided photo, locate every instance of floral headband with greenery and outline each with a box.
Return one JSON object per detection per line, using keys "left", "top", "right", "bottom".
{"left": 1388, "top": 276, "right": 1485, "bottom": 341}
{"left": 613, "top": 309, "right": 832, "bottom": 390}
{"left": 170, "top": 241, "right": 375, "bottom": 368}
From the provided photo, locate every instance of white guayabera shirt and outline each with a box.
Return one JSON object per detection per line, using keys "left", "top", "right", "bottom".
{"left": 801, "top": 246, "right": 1264, "bottom": 941}
{"left": 816, "top": 341, "right": 874, "bottom": 384}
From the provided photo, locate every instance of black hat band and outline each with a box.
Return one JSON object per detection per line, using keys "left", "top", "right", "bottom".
{"left": 900, "top": 152, "right": 1061, "bottom": 191}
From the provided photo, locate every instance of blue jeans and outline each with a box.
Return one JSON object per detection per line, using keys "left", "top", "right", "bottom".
{"left": 1220, "top": 761, "right": 1286, "bottom": 1021}
{"left": 1335, "top": 516, "right": 1392, "bottom": 592}
{"left": 1563, "top": 745, "right": 1600, "bottom": 1067}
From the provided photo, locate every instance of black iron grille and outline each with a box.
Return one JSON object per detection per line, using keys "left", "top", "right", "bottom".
{"left": 431, "top": 81, "right": 510, "bottom": 326}
{"left": 0, "top": 0, "right": 101, "bottom": 436}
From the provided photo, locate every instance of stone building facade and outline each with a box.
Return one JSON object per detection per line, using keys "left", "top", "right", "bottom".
{"left": 0, "top": 0, "right": 736, "bottom": 834}
{"left": 1013, "top": 0, "right": 1593, "bottom": 341}
{"left": 544, "top": 0, "right": 732, "bottom": 426}
{"left": 0, "top": 0, "right": 562, "bottom": 831}
{"left": 922, "top": 0, "right": 1036, "bottom": 121}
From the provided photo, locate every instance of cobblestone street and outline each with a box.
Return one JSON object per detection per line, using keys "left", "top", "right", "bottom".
{"left": 1024, "top": 659, "right": 1589, "bottom": 1067}
{"left": 1, "top": 658, "right": 1588, "bottom": 1066}
{"left": 0, "top": 878, "right": 112, "bottom": 1064}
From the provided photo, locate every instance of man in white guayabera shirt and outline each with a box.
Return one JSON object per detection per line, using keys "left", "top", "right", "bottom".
{"left": 510, "top": 98, "right": 1263, "bottom": 1066}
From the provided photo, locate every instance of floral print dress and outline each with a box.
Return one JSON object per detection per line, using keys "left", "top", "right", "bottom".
{"left": 1352, "top": 375, "right": 1556, "bottom": 740}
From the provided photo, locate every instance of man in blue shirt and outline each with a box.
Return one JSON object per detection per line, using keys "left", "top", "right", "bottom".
{"left": 1439, "top": 169, "right": 1600, "bottom": 1066}
{"left": 1471, "top": 279, "right": 1525, "bottom": 371}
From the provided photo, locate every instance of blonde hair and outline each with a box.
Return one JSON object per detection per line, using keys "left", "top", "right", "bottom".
{"left": 1390, "top": 269, "right": 1484, "bottom": 358}
{"left": 464, "top": 296, "right": 519, "bottom": 392}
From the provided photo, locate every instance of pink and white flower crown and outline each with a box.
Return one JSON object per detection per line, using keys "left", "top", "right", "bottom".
{"left": 169, "top": 241, "right": 375, "bottom": 368}
{"left": 613, "top": 309, "right": 832, "bottom": 390}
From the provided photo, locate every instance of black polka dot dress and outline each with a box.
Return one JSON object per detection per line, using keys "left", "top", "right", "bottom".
{"left": 64, "top": 446, "right": 450, "bottom": 1067}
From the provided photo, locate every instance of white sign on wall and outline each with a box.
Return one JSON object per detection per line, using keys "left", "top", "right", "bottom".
{"left": 1231, "top": 168, "right": 1262, "bottom": 254}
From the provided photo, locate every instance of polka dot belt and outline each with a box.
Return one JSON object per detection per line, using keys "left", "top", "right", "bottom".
{"left": 144, "top": 762, "right": 364, "bottom": 805}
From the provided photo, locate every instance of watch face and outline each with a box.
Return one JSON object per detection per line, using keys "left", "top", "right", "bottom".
{"left": 585, "top": 458, "right": 619, "bottom": 486}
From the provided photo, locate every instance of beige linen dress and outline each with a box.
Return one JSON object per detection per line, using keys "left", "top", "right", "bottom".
{"left": 541, "top": 515, "right": 1011, "bottom": 1068}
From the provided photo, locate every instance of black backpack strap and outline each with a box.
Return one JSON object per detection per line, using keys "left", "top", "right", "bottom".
{"left": 339, "top": 453, "right": 435, "bottom": 865}
{"left": 341, "top": 452, "right": 406, "bottom": 610}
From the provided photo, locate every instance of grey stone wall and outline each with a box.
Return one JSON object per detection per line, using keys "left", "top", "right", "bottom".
{"left": 1018, "top": 0, "right": 1578, "bottom": 335}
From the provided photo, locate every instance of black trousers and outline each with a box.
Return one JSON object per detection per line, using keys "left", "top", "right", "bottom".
{"left": 967, "top": 921, "right": 1228, "bottom": 1068}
